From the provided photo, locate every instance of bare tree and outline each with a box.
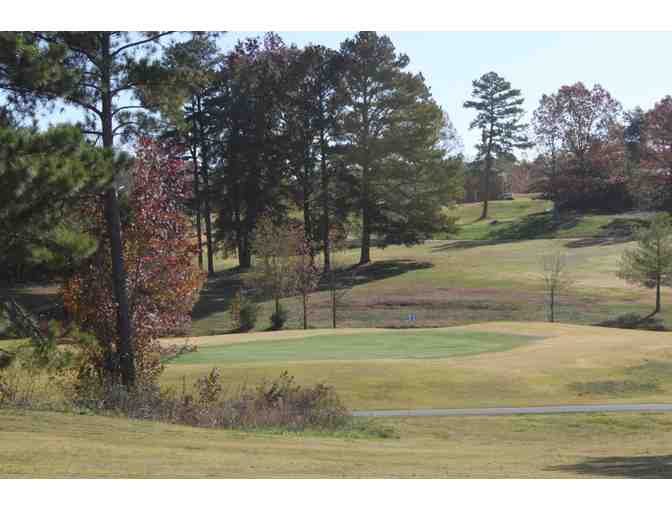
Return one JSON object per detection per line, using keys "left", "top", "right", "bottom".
{"left": 540, "top": 252, "right": 572, "bottom": 323}
{"left": 324, "top": 231, "right": 357, "bottom": 328}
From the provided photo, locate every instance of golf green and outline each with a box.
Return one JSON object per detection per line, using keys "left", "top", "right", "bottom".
{"left": 167, "top": 330, "right": 541, "bottom": 365}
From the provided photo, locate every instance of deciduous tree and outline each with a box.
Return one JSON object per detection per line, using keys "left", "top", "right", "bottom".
{"left": 63, "top": 140, "right": 205, "bottom": 384}
{"left": 0, "top": 31, "right": 188, "bottom": 388}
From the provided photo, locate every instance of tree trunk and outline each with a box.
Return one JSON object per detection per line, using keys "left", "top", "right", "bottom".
{"left": 320, "top": 132, "right": 331, "bottom": 272}
{"left": 197, "top": 96, "right": 215, "bottom": 276}
{"left": 359, "top": 165, "right": 371, "bottom": 265}
{"left": 655, "top": 278, "right": 661, "bottom": 315}
{"left": 238, "top": 235, "right": 252, "bottom": 269}
{"left": 191, "top": 146, "right": 203, "bottom": 271}
{"left": 202, "top": 176, "right": 215, "bottom": 276}
{"left": 302, "top": 293, "right": 308, "bottom": 330}
{"left": 480, "top": 155, "right": 492, "bottom": 220}
{"left": 549, "top": 287, "right": 555, "bottom": 323}
{"left": 101, "top": 33, "right": 135, "bottom": 388}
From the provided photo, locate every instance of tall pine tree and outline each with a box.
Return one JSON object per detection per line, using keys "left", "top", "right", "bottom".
{"left": 464, "top": 71, "right": 531, "bottom": 220}
{"left": 340, "top": 31, "right": 462, "bottom": 264}
{"left": 0, "top": 31, "right": 187, "bottom": 387}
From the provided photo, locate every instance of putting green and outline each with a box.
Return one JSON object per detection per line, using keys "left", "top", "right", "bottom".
{"left": 166, "top": 329, "right": 541, "bottom": 365}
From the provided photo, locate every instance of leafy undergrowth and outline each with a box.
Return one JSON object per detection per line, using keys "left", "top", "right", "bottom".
{"left": 597, "top": 313, "right": 668, "bottom": 331}
{"left": 0, "top": 364, "right": 391, "bottom": 439}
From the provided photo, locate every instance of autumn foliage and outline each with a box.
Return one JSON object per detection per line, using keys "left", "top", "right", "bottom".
{"left": 532, "top": 82, "right": 629, "bottom": 211}
{"left": 63, "top": 140, "right": 205, "bottom": 384}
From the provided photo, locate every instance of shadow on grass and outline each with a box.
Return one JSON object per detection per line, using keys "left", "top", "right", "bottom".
{"left": 191, "top": 266, "right": 249, "bottom": 321}
{"left": 548, "top": 455, "right": 672, "bottom": 478}
{"left": 348, "top": 259, "right": 433, "bottom": 288}
{"left": 434, "top": 213, "right": 647, "bottom": 252}
{"left": 192, "top": 259, "right": 434, "bottom": 323}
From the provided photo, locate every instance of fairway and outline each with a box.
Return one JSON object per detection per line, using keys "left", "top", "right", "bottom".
{"left": 167, "top": 329, "right": 539, "bottom": 364}
{"left": 4, "top": 409, "right": 672, "bottom": 478}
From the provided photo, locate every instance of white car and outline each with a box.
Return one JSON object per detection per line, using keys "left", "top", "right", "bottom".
{"left": 502, "top": 192, "right": 514, "bottom": 200}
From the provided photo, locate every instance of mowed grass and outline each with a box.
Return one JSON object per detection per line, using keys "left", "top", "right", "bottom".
{"left": 447, "top": 194, "right": 650, "bottom": 242}
{"left": 4, "top": 408, "right": 672, "bottom": 478}
{"left": 162, "top": 322, "right": 672, "bottom": 411}
{"left": 167, "top": 329, "right": 539, "bottom": 365}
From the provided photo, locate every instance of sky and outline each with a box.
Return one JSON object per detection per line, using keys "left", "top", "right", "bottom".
{"left": 40, "top": 31, "right": 672, "bottom": 159}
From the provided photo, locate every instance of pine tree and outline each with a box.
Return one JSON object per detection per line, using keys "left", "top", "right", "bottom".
{"left": 464, "top": 71, "right": 531, "bottom": 220}
{"left": 161, "top": 33, "right": 223, "bottom": 276}
{"left": 0, "top": 124, "right": 115, "bottom": 281}
{"left": 0, "top": 31, "right": 189, "bottom": 387}
{"left": 618, "top": 213, "right": 672, "bottom": 316}
{"left": 211, "top": 34, "right": 292, "bottom": 269}
{"left": 340, "top": 31, "right": 462, "bottom": 264}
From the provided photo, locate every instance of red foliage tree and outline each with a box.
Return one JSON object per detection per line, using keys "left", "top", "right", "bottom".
{"left": 63, "top": 140, "right": 206, "bottom": 385}
{"left": 644, "top": 96, "right": 672, "bottom": 171}
{"left": 532, "top": 82, "right": 628, "bottom": 211}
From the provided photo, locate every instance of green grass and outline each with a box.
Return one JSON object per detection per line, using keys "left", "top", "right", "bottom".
{"left": 450, "top": 194, "right": 552, "bottom": 225}
{"left": 448, "top": 195, "right": 649, "bottom": 241}
{"left": 167, "top": 330, "right": 539, "bottom": 365}
{"left": 4, "top": 408, "right": 672, "bottom": 477}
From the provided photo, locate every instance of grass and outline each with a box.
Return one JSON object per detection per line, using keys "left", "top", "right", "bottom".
{"left": 161, "top": 322, "right": 672, "bottom": 411}
{"left": 188, "top": 235, "right": 669, "bottom": 335}
{"left": 447, "top": 194, "right": 650, "bottom": 242}
{"left": 166, "top": 329, "right": 540, "bottom": 365}
{"left": 4, "top": 408, "right": 672, "bottom": 477}
{"left": 2, "top": 194, "right": 664, "bottom": 335}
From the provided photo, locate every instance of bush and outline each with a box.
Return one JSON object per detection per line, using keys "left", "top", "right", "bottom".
{"left": 269, "top": 304, "right": 289, "bottom": 330}
{"left": 230, "top": 290, "right": 259, "bottom": 332}
{"left": 239, "top": 301, "right": 259, "bottom": 332}
{"left": 63, "top": 370, "right": 352, "bottom": 432}
{"left": 597, "top": 313, "right": 668, "bottom": 331}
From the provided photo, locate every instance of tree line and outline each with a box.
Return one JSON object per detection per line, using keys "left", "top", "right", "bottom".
{"left": 159, "top": 32, "right": 463, "bottom": 274}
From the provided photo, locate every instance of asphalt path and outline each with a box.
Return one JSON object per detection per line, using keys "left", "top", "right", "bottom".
{"left": 353, "top": 403, "right": 672, "bottom": 417}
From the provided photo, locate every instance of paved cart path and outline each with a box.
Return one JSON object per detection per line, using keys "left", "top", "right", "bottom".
{"left": 353, "top": 403, "right": 672, "bottom": 417}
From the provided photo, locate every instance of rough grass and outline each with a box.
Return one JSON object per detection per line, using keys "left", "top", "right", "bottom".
{"left": 4, "top": 408, "right": 672, "bottom": 477}
{"left": 161, "top": 322, "right": 672, "bottom": 411}
{"left": 2, "top": 199, "right": 664, "bottom": 336}
{"left": 188, "top": 234, "right": 670, "bottom": 335}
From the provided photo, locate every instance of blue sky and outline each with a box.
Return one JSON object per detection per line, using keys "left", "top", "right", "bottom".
{"left": 42, "top": 31, "right": 672, "bottom": 158}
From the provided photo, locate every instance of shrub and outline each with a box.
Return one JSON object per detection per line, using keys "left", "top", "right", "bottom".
{"left": 597, "top": 313, "right": 668, "bottom": 331}
{"left": 62, "top": 370, "right": 352, "bottom": 433}
{"left": 269, "top": 304, "right": 289, "bottom": 330}
{"left": 239, "top": 301, "right": 259, "bottom": 332}
{"left": 230, "top": 290, "right": 259, "bottom": 332}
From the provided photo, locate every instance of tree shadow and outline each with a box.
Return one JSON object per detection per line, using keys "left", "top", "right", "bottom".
{"left": 191, "top": 266, "right": 249, "bottom": 321}
{"left": 563, "top": 237, "right": 630, "bottom": 249}
{"left": 489, "top": 212, "right": 579, "bottom": 241}
{"left": 347, "top": 259, "right": 434, "bottom": 288}
{"left": 548, "top": 455, "right": 672, "bottom": 478}
{"left": 430, "top": 239, "right": 516, "bottom": 252}
{"left": 434, "top": 213, "right": 647, "bottom": 252}
{"left": 192, "top": 259, "right": 434, "bottom": 322}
